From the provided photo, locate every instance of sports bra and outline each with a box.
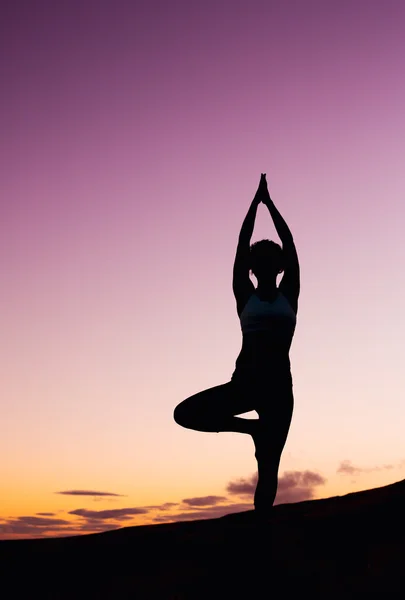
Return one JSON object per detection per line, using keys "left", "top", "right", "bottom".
{"left": 239, "top": 291, "right": 296, "bottom": 334}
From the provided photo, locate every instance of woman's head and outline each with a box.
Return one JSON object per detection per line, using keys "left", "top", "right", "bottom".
{"left": 250, "top": 239, "right": 283, "bottom": 281}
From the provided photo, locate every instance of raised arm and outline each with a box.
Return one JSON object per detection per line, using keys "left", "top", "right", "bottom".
{"left": 232, "top": 175, "right": 266, "bottom": 315}
{"left": 262, "top": 175, "right": 300, "bottom": 312}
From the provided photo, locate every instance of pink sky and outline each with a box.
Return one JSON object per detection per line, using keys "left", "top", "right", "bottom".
{"left": 1, "top": 0, "right": 405, "bottom": 538}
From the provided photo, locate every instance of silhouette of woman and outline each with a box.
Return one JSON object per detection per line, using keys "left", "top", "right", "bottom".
{"left": 174, "top": 173, "right": 300, "bottom": 516}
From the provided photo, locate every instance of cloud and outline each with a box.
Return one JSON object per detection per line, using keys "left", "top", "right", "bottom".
{"left": 0, "top": 467, "right": 330, "bottom": 539}
{"left": 227, "top": 470, "right": 326, "bottom": 504}
{"left": 0, "top": 506, "right": 146, "bottom": 539}
{"left": 69, "top": 507, "right": 149, "bottom": 521}
{"left": 76, "top": 522, "right": 119, "bottom": 533}
{"left": 2, "top": 500, "right": 247, "bottom": 537}
{"left": 277, "top": 471, "right": 326, "bottom": 490}
{"left": 145, "top": 502, "right": 178, "bottom": 511}
{"left": 276, "top": 470, "right": 326, "bottom": 504}
{"left": 56, "top": 490, "right": 125, "bottom": 497}
{"left": 337, "top": 460, "right": 395, "bottom": 475}
{"left": 154, "top": 503, "right": 253, "bottom": 523}
{"left": 7, "top": 516, "right": 70, "bottom": 527}
{"left": 0, "top": 515, "right": 72, "bottom": 536}
{"left": 182, "top": 496, "right": 228, "bottom": 507}
{"left": 337, "top": 460, "right": 362, "bottom": 475}
{"left": 226, "top": 474, "right": 257, "bottom": 497}
{"left": 1, "top": 502, "right": 169, "bottom": 539}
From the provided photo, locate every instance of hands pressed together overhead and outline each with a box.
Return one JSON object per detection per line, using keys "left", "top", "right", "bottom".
{"left": 254, "top": 173, "right": 271, "bottom": 206}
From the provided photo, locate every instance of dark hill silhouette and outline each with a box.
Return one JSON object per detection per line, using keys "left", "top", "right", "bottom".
{"left": 1, "top": 479, "right": 405, "bottom": 598}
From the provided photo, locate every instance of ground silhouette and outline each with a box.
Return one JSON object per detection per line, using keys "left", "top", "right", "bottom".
{"left": 1, "top": 479, "right": 405, "bottom": 598}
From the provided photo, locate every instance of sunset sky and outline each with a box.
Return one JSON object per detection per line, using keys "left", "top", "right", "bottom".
{"left": 2, "top": 0, "right": 405, "bottom": 539}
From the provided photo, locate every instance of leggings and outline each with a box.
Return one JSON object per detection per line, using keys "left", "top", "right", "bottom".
{"left": 173, "top": 375, "right": 294, "bottom": 512}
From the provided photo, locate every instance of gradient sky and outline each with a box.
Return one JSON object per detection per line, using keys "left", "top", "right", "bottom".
{"left": 1, "top": 0, "right": 405, "bottom": 539}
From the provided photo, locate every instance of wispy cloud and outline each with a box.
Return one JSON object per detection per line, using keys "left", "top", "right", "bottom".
{"left": 69, "top": 507, "right": 149, "bottom": 521}
{"left": 182, "top": 496, "right": 228, "bottom": 507}
{"left": 227, "top": 470, "right": 326, "bottom": 504}
{"left": 226, "top": 474, "right": 257, "bottom": 497}
{"left": 337, "top": 460, "right": 397, "bottom": 475}
{"left": 154, "top": 503, "right": 253, "bottom": 523}
{"left": 56, "top": 490, "right": 125, "bottom": 497}
{"left": 0, "top": 515, "right": 73, "bottom": 536}
{"left": 0, "top": 505, "right": 151, "bottom": 539}
{"left": 76, "top": 522, "right": 119, "bottom": 533}
{"left": 337, "top": 461, "right": 364, "bottom": 475}
{"left": 145, "top": 502, "right": 178, "bottom": 511}
{"left": 276, "top": 470, "right": 326, "bottom": 503}
{"left": 1, "top": 469, "right": 330, "bottom": 539}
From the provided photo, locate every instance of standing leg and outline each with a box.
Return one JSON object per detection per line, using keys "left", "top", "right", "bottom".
{"left": 173, "top": 381, "right": 256, "bottom": 434}
{"left": 252, "top": 385, "right": 294, "bottom": 514}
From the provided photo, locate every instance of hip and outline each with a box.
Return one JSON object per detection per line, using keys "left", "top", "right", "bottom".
{"left": 231, "top": 364, "right": 293, "bottom": 389}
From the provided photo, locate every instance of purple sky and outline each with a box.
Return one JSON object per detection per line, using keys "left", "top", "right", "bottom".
{"left": 1, "top": 0, "right": 405, "bottom": 538}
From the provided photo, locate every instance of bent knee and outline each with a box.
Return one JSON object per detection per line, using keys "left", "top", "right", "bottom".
{"left": 173, "top": 401, "right": 190, "bottom": 428}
